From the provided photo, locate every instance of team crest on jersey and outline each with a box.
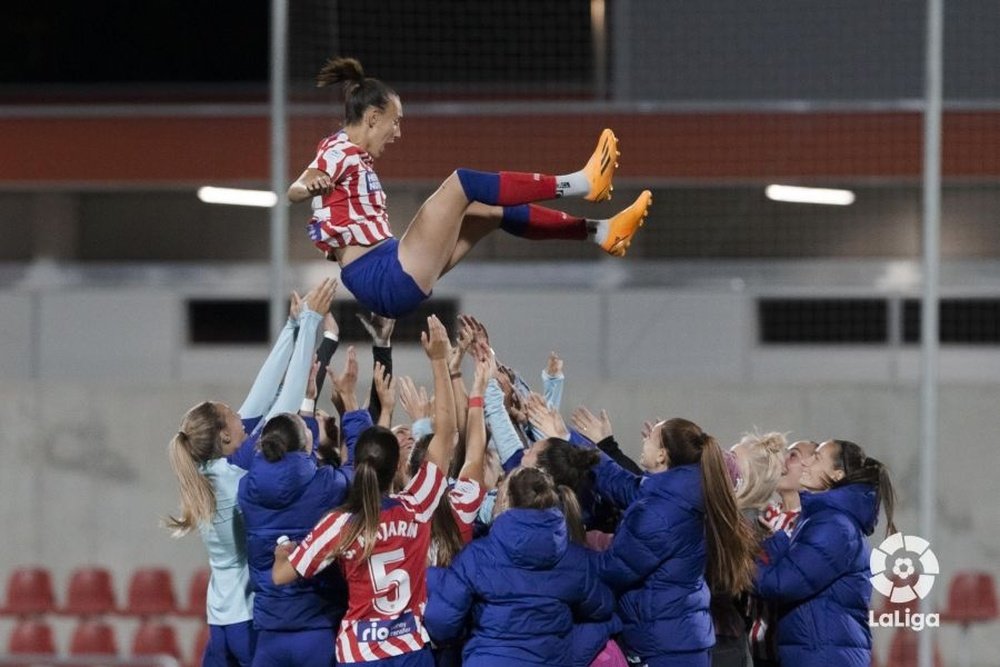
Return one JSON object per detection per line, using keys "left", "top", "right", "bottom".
{"left": 364, "top": 170, "right": 383, "bottom": 193}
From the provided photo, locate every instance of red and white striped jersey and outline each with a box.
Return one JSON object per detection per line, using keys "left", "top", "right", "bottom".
{"left": 750, "top": 502, "right": 802, "bottom": 660}
{"left": 289, "top": 461, "right": 447, "bottom": 664}
{"left": 306, "top": 130, "right": 393, "bottom": 254}
{"left": 427, "top": 477, "right": 487, "bottom": 566}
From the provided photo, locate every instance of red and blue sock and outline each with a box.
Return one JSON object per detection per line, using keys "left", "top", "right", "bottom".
{"left": 500, "top": 204, "right": 590, "bottom": 240}
{"left": 457, "top": 169, "right": 558, "bottom": 206}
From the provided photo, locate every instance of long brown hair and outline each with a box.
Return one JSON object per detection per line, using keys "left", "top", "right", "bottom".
{"left": 316, "top": 56, "right": 397, "bottom": 125}
{"left": 408, "top": 434, "right": 464, "bottom": 567}
{"left": 259, "top": 413, "right": 308, "bottom": 463}
{"left": 829, "top": 440, "right": 898, "bottom": 537}
{"left": 165, "top": 401, "right": 225, "bottom": 536}
{"left": 506, "top": 467, "right": 585, "bottom": 544}
{"left": 660, "top": 418, "right": 758, "bottom": 596}
{"left": 331, "top": 426, "right": 399, "bottom": 563}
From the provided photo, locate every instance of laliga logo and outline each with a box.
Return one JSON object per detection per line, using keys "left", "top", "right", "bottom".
{"left": 868, "top": 532, "right": 940, "bottom": 631}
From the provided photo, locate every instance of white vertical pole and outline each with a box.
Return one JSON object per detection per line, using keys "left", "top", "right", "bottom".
{"left": 269, "top": 0, "right": 289, "bottom": 341}
{"left": 919, "top": 0, "right": 943, "bottom": 664}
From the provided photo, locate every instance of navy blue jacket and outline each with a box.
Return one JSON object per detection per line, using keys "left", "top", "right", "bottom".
{"left": 425, "top": 507, "right": 616, "bottom": 667}
{"left": 595, "top": 462, "right": 713, "bottom": 658}
{"left": 755, "top": 483, "right": 877, "bottom": 667}
{"left": 237, "top": 451, "right": 351, "bottom": 630}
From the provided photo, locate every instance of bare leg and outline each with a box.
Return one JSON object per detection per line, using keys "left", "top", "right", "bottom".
{"left": 397, "top": 171, "right": 474, "bottom": 294}
{"left": 440, "top": 203, "right": 503, "bottom": 277}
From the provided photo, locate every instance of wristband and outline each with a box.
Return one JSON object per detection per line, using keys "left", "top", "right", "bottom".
{"left": 468, "top": 396, "right": 484, "bottom": 409}
{"left": 450, "top": 371, "right": 463, "bottom": 380}
{"left": 299, "top": 398, "right": 316, "bottom": 413}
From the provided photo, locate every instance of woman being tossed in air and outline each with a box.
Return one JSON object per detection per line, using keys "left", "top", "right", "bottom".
{"left": 288, "top": 56, "right": 653, "bottom": 319}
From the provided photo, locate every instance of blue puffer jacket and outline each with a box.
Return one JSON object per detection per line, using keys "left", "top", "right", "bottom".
{"left": 425, "top": 507, "right": 616, "bottom": 667}
{"left": 237, "top": 451, "right": 351, "bottom": 630}
{"left": 595, "top": 463, "right": 713, "bottom": 658}
{"left": 755, "top": 483, "right": 877, "bottom": 667}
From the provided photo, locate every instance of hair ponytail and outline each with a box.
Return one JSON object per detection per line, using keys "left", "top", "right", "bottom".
{"left": 556, "top": 484, "right": 586, "bottom": 544}
{"left": 660, "top": 418, "right": 757, "bottom": 596}
{"left": 831, "top": 440, "right": 898, "bottom": 537}
{"left": 332, "top": 426, "right": 400, "bottom": 563}
{"left": 164, "top": 402, "right": 225, "bottom": 536}
{"left": 315, "top": 56, "right": 397, "bottom": 125}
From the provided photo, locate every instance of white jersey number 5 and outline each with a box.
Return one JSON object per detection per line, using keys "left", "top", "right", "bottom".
{"left": 369, "top": 548, "right": 411, "bottom": 615}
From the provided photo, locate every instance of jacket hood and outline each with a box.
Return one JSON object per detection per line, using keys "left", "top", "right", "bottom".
{"left": 801, "top": 483, "right": 879, "bottom": 536}
{"left": 243, "top": 451, "right": 316, "bottom": 509}
{"left": 641, "top": 463, "right": 704, "bottom": 514}
{"left": 492, "top": 507, "right": 568, "bottom": 569}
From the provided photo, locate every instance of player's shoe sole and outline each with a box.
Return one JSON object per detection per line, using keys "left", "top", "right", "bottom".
{"left": 601, "top": 190, "right": 652, "bottom": 257}
{"left": 583, "top": 128, "right": 620, "bottom": 202}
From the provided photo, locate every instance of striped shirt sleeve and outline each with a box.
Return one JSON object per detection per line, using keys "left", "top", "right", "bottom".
{"left": 396, "top": 461, "right": 448, "bottom": 523}
{"left": 449, "top": 478, "right": 486, "bottom": 527}
{"left": 309, "top": 140, "right": 353, "bottom": 182}
{"left": 289, "top": 510, "right": 352, "bottom": 579}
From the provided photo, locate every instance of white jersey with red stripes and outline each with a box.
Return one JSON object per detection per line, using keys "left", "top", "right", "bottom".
{"left": 749, "top": 502, "right": 802, "bottom": 660}
{"left": 427, "top": 477, "right": 487, "bottom": 567}
{"left": 289, "top": 461, "right": 447, "bottom": 664}
{"left": 306, "top": 130, "right": 393, "bottom": 254}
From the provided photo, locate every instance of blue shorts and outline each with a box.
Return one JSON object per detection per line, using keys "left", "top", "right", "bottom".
{"left": 204, "top": 621, "right": 257, "bottom": 667}
{"left": 252, "top": 628, "right": 336, "bottom": 667}
{"left": 340, "top": 239, "right": 431, "bottom": 319}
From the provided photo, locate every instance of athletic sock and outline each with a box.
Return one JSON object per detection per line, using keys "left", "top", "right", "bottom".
{"left": 555, "top": 170, "right": 591, "bottom": 198}
{"left": 500, "top": 204, "right": 589, "bottom": 240}
{"left": 457, "top": 168, "right": 557, "bottom": 205}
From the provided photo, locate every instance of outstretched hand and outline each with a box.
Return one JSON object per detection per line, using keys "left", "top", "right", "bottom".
{"left": 470, "top": 341, "right": 495, "bottom": 396}
{"left": 327, "top": 345, "right": 359, "bottom": 412}
{"left": 373, "top": 361, "right": 396, "bottom": 411}
{"left": 357, "top": 312, "right": 395, "bottom": 346}
{"left": 526, "top": 392, "right": 569, "bottom": 440}
{"left": 421, "top": 315, "right": 451, "bottom": 361}
{"left": 571, "top": 406, "right": 613, "bottom": 442}
{"left": 304, "top": 278, "right": 338, "bottom": 315}
{"left": 398, "top": 376, "right": 431, "bottom": 421}
{"left": 545, "top": 351, "right": 564, "bottom": 376}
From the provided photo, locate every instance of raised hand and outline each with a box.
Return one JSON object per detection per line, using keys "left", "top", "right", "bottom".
{"left": 398, "top": 376, "right": 431, "bottom": 421}
{"left": 373, "top": 361, "right": 396, "bottom": 427}
{"left": 421, "top": 314, "right": 451, "bottom": 361}
{"left": 357, "top": 312, "right": 395, "bottom": 346}
{"left": 305, "top": 277, "right": 338, "bottom": 315}
{"left": 545, "top": 351, "right": 564, "bottom": 376}
{"left": 289, "top": 291, "right": 304, "bottom": 321}
{"left": 526, "top": 392, "right": 569, "bottom": 440}
{"left": 571, "top": 405, "right": 613, "bottom": 442}
{"left": 323, "top": 311, "right": 339, "bottom": 338}
{"left": 305, "top": 357, "right": 320, "bottom": 402}
{"left": 470, "top": 341, "right": 495, "bottom": 396}
{"left": 327, "top": 345, "right": 359, "bottom": 412}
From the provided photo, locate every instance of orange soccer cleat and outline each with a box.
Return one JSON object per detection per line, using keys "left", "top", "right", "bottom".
{"left": 583, "top": 128, "right": 620, "bottom": 202}
{"left": 601, "top": 190, "right": 652, "bottom": 257}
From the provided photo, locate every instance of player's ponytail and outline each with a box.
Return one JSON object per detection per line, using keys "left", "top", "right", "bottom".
{"left": 333, "top": 426, "right": 400, "bottom": 562}
{"left": 316, "top": 56, "right": 397, "bottom": 125}
{"left": 830, "top": 440, "right": 898, "bottom": 537}
{"left": 165, "top": 402, "right": 225, "bottom": 536}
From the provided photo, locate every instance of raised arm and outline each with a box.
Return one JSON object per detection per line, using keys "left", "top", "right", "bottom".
{"left": 265, "top": 278, "right": 337, "bottom": 419}
{"left": 372, "top": 362, "right": 396, "bottom": 428}
{"left": 458, "top": 342, "right": 493, "bottom": 485}
{"left": 421, "top": 315, "right": 457, "bottom": 472}
{"left": 313, "top": 311, "right": 340, "bottom": 397}
{"left": 572, "top": 407, "right": 644, "bottom": 477}
{"left": 542, "top": 351, "right": 565, "bottom": 410}
{"left": 238, "top": 295, "right": 299, "bottom": 419}
{"left": 357, "top": 312, "right": 394, "bottom": 422}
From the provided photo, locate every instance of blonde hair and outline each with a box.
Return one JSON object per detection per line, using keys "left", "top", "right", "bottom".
{"left": 733, "top": 429, "right": 787, "bottom": 511}
{"left": 164, "top": 401, "right": 225, "bottom": 536}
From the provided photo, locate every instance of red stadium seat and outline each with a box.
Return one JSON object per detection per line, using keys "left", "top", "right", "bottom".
{"left": 2, "top": 567, "right": 56, "bottom": 615}
{"left": 180, "top": 568, "right": 210, "bottom": 618}
{"left": 69, "top": 619, "right": 119, "bottom": 656}
{"left": 131, "top": 620, "right": 181, "bottom": 660}
{"left": 125, "top": 567, "right": 177, "bottom": 616}
{"left": 7, "top": 618, "right": 57, "bottom": 654}
{"left": 940, "top": 570, "right": 999, "bottom": 625}
{"left": 886, "top": 630, "right": 942, "bottom": 667}
{"left": 64, "top": 566, "right": 118, "bottom": 615}
{"left": 189, "top": 625, "right": 210, "bottom": 667}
